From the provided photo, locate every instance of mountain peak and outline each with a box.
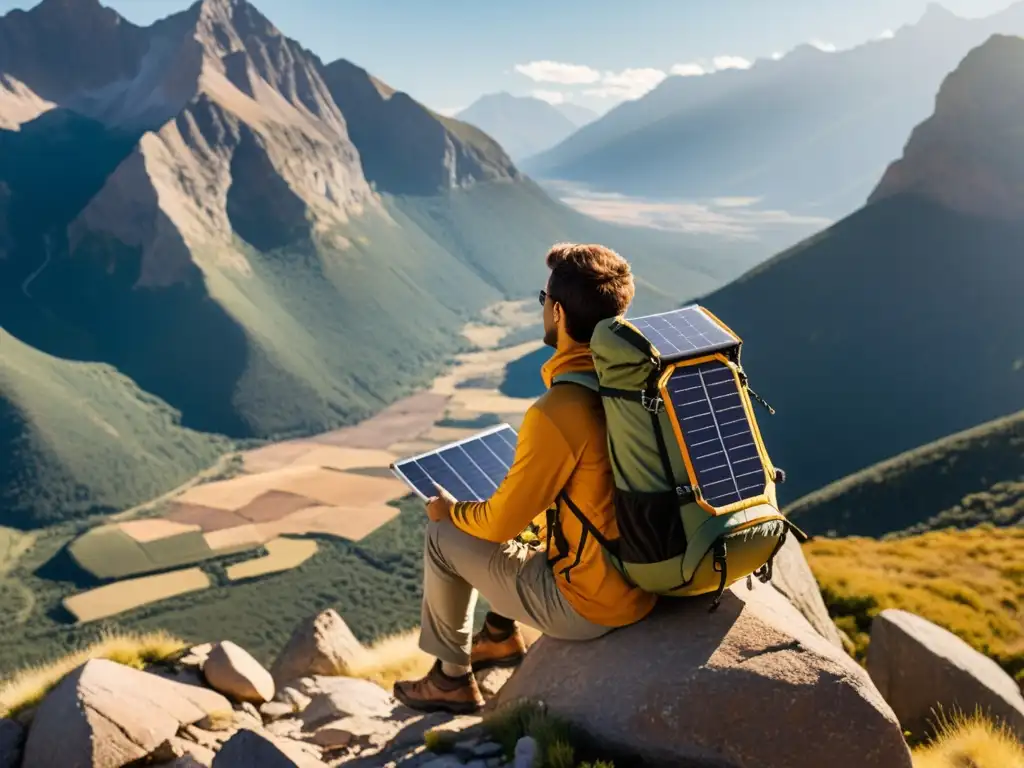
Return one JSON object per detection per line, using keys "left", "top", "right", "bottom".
{"left": 920, "top": 2, "right": 958, "bottom": 24}
{"left": 869, "top": 33, "right": 1024, "bottom": 218}
{"left": 0, "top": 0, "right": 145, "bottom": 103}
{"left": 30, "top": 0, "right": 111, "bottom": 17}
{"left": 321, "top": 59, "right": 518, "bottom": 194}
{"left": 193, "top": 0, "right": 278, "bottom": 36}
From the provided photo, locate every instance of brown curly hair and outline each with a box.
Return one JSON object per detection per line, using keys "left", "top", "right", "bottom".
{"left": 545, "top": 242, "right": 635, "bottom": 343}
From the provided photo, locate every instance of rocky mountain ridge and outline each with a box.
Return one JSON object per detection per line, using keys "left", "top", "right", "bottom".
{"left": 0, "top": 0, "right": 524, "bottom": 288}
{"left": 0, "top": 0, "right": 745, "bottom": 527}
{"left": 869, "top": 33, "right": 1024, "bottom": 220}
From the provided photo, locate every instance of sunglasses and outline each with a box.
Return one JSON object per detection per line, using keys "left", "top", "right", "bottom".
{"left": 538, "top": 289, "right": 557, "bottom": 306}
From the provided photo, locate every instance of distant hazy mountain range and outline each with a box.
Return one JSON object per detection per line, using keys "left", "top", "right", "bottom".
{"left": 523, "top": 2, "right": 1024, "bottom": 219}
{"left": 455, "top": 92, "right": 598, "bottom": 161}
{"left": 701, "top": 33, "right": 1024, "bottom": 502}
{"left": 503, "top": 32, "right": 1024, "bottom": 510}
{"left": 0, "top": 0, "right": 747, "bottom": 528}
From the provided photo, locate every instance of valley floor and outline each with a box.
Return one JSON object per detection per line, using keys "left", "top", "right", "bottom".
{"left": 0, "top": 300, "right": 544, "bottom": 674}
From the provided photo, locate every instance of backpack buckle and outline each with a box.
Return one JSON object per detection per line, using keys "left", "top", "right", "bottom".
{"left": 641, "top": 391, "right": 663, "bottom": 414}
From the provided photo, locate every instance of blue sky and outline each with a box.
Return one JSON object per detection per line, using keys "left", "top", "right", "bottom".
{"left": 0, "top": 0, "right": 1016, "bottom": 114}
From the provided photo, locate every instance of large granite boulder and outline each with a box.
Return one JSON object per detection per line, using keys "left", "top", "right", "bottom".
{"left": 270, "top": 610, "right": 367, "bottom": 687}
{"left": 295, "top": 676, "right": 399, "bottom": 729}
{"left": 212, "top": 728, "right": 326, "bottom": 767}
{"left": 494, "top": 580, "right": 912, "bottom": 768}
{"left": 867, "top": 609, "right": 1024, "bottom": 741}
{"left": 203, "top": 641, "right": 276, "bottom": 704}
{"left": 22, "top": 658, "right": 232, "bottom": 767}
{"left": 768, "top": 534, "right": 845, "bottom": 650}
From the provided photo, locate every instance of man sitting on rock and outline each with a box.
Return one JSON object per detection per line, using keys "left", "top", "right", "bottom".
{"left": 393, "top": 243, "right": 658, "bottom": 713}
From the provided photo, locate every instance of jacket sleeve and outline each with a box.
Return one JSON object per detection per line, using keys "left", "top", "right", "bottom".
{"left": 450, "top": 405, "right": 577, "bottom": 543}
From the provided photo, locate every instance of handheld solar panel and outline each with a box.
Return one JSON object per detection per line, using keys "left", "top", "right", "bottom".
{"left": 628, "top": 305, "right": 740, "bottom": 362}
{"left": 662, "top": 360, "right": 768, "bottom": 511}
{"left": 390, "top": 424, "right": 518, "bottom": 501}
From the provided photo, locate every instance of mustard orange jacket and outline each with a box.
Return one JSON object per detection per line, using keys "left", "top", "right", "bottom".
{"left": 451, "top": 342, "right": 657, "bottom": 628}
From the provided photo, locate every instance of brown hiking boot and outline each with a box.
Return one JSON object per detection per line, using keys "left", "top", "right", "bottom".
{"left": 393, "top": 660, "right": 485, "bottom": 714}
{"left": 471, "top": 622, "right": 527, "bottom": 673}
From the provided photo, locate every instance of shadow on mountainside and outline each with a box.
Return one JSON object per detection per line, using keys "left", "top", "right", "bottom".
{"left": 0, "top": 109, "right": 254, "bottom": 437}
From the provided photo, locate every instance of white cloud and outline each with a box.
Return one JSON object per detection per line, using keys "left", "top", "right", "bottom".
{"left": 584, "top": 67, "right": 668, "bottom": 100}
{"left": 604, "top": 67, "right": 668, "bottom": 91}
{"left": 711, "top": 55, "right": 752, "bottom": 70}
{"left": 434, "top": 106, "right": 464, "bottom": 117}
{"left": 670, "top": 62, "right": 707, "bottom": 77}
{"left": 771, "top": 51, "right": 785, "bottom": 61}
{"left": 877, "top": 29, "right": 895, "bottom": 40}
{"left": 531, "top": 89, "right": 566, "bottom": 105}
{"left": 514, "top": 60, "right": 602, "bottom": 84}
{"left": 516, "top": 53, "right": 757, "bottom": 105}
{"left": 809, "top": 39, "right": 837, "bottom": 52}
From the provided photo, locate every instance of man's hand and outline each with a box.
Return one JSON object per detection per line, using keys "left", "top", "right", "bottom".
{"left": 426, "top": 482, "right": 456, "bottom": 522}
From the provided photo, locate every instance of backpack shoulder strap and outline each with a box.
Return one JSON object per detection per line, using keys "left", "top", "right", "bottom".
{"left": 550, "top": 370, "right": 600, "bottom": 393}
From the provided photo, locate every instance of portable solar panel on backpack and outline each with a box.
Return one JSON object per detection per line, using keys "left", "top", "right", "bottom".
{"left": 551, "top": 304, "right": 807, "bottom": 610}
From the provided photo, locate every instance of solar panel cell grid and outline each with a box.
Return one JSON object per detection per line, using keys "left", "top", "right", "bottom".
{"left": 667, "top": 361, "right": 766, "bottom": 508}
{"left": 391, "top": 425, "right": 518, "bottom": 501}
{"left": 630, "top": 306, "right": 738, "bottom": 360}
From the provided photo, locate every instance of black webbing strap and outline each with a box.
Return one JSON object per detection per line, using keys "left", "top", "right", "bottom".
{"left": 708, "top": 540, "right": 729, "bottom": 613}
{"left": 598, "top": 386, "right": 642, "bottom": 402}
{"left": 545, "top": 505, "right": 570, "bottom": 570}
{"left": 644, "top": 367, "right": 686, "bottom": 502}
{"left": 560, "top": 491, "right": 614, "bottom": 549}
{"left": 561, "top": 528, "right": 589, "bottom": 584}
{"left": 553, "top": 491, "right": 616, "bottom": 582}
{"left": 753, "top": 527, "right": 787, "bottom": 585}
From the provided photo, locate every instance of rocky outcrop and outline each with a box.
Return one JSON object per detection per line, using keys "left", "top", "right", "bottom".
{"left": 767, "top": 533, "right": 845, "bottom": 650}
{"left": 870, "top": 34, "right": 1024, "bottom": 220}
{"left": 494, "top": 580, "right": 913, "bottom": 768}
{"left": 12, "top": 592, "right": 978, "bottom": 767}
{"left": 65, "top": 0, "right": 377, "bottom": 288}
{"left": 203, "top": 641, "right": 276, "bottom": 704}
{"left": 270, "top": 609, "right": 368, "bottom": 686}
{"left": 21, "top": 657, "right": 232, "bottom": 767}
{"left": 213, "top": 729, "right": 324, "bottom": 767}
{"left": 0, "top": 0, "right": 148, "bottom": 106}
{"left": 320, "top": 58, "right": 519, "bottom": 195}
{"left": 295, "top": 677, "right": 398, "bottom": 729}
{"left": 867, "top": 608, "right": 1024, "bottom": 741}
{"left": 0, "top": 74, "right": 54, "bottom": 130}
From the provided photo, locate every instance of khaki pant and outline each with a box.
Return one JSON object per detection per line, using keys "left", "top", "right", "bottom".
{"left": 418, "top": 520, "right": 611, "bottom": 665}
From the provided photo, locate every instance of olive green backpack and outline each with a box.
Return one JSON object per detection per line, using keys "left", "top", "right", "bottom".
{"left": 551, "top": 304, "right": 807, "bottom": 611}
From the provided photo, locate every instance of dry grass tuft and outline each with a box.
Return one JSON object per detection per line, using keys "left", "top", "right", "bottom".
{"left": 345, "top": 629, "right": 434, "bottom": 692}
{"left": 912, "top": 711, "right": 1024, "bottom": 767}
{"left": 0, "top": 629, "right": 187, "bottom": 718}
{"left": 348, "top": 623, "right": 542, "bottom": 692}
{"left": 198, "top": 709, "right": 238, "bottom": 732}
{"left": 804, "top": 526, "right": 1024, "bottom": 678}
